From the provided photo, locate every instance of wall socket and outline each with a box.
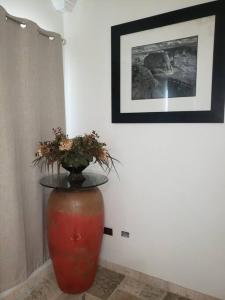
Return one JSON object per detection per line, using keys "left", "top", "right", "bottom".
{"left": 104, "top": 227, "right": 113, "bottom": 236}
{"left": 121, "top": 231, "right": 130, "bottom": 238}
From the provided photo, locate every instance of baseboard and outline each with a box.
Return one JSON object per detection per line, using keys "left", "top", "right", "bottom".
{"left": 99, "top": 259, "right": 220, "bottom": 300}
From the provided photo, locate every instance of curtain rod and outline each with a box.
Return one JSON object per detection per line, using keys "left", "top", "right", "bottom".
{"left": 5, "top": 14, "right": 66, "bottom": 45}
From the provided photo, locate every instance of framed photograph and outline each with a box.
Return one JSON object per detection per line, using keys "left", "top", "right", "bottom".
{"left": 111, "top": 0, "right": 225, "bottom": 123}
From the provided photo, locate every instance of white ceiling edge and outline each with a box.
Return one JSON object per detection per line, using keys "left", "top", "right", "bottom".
{"left": 51, "top": 0, "right": 78, "bottom": 12}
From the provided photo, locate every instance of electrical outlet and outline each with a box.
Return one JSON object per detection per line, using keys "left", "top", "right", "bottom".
{"left": 121, "top": 231, "right": 130, "bottom": 238}
{"left": 104, "top": 227, "right": 113, "bottom": 236}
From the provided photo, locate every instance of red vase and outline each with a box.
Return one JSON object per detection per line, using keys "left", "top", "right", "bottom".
{"left": 47, "top": 187, "right": 104, "bottom": 294}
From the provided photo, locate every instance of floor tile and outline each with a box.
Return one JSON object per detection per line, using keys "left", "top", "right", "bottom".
{"left": 55, "top": 293, "right": 100, "bottom": 300}
{"left": 140, "top": 284, "right": 167, "bottom": 300}
{"left": 87, "top": 267, "right": 125, "bottom": 300}
{"left": 22, "top": 276, "right": 62, "bottom": 300}
{"left": 56, "top": 293, "right": 83, "bottom": 299}
{"left": 16, "top": 266, "right": 193, "bottom": 300}
{"left": 85, "top": 295, "right": 101, "bottom": 300}
{"left": 119, "top": 277, "right": 145, "bottom": 297}
{"left": 108, "top": 290, "right": 142, "bottom": 300}
{"left": 163, "top": 293, "right": 189, "bottom": 300}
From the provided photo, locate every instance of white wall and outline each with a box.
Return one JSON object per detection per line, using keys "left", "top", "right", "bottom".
{"left": 64, "top": 0, "right": 225, "bottom": 299}
{"left": 0, "top": 0, "right": 63, "bottom": 35}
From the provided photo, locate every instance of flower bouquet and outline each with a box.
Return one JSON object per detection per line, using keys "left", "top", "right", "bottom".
{"left": 33, "top": 128, "right": 118, "bottom": 181}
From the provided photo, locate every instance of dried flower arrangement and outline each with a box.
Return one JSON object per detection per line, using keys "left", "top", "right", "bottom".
{"left": 33, "top": 127, "right": 118, "bottom": 175}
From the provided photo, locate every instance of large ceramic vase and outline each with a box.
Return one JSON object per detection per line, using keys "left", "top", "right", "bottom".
{"left": 47, "top": 187, "right": 104, "bottom": 294}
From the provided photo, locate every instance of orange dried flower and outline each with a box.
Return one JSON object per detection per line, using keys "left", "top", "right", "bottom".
{"left": 98, "top": 149, "right": 108, "bottom": 162}
{"left": 36, "top": 144, "right": 50, "bottom": 157}
{"left": 59, "top": 139, "right": 73, "bottom": 151}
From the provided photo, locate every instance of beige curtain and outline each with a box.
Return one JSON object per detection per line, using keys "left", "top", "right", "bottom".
{"left": 0, "top": 6, "right": 65, "bottom": 292}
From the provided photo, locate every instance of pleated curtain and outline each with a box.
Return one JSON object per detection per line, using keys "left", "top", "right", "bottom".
{"left": 0, "top": 6, "right": 65, "bottom": 292}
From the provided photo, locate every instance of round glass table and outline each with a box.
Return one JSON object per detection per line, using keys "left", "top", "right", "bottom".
{"left": 40, "top": 172, "right": 108, "bottom": 190}
{"left": 40, "top": 172, "right": 108, "bottom": 296}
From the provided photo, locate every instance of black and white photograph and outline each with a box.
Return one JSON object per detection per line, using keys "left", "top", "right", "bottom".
{"left": 132, "top": 36, "right": 198, "bottom": 100}
{"left": 112, "top": 1, "right": 225, "bottom": 123}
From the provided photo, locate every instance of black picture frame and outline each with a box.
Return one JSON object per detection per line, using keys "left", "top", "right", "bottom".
{"left": 111, "top": 0, "right": 225, "bottom": 123}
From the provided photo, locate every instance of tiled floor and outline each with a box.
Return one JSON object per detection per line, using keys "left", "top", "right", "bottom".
{"left": 22, "top": 267, "right": 189, "bottom": 300}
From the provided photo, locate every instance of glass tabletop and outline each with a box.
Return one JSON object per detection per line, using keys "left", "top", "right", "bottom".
{"left": 40, "top": 172, "right": 108, "bottom": 190}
